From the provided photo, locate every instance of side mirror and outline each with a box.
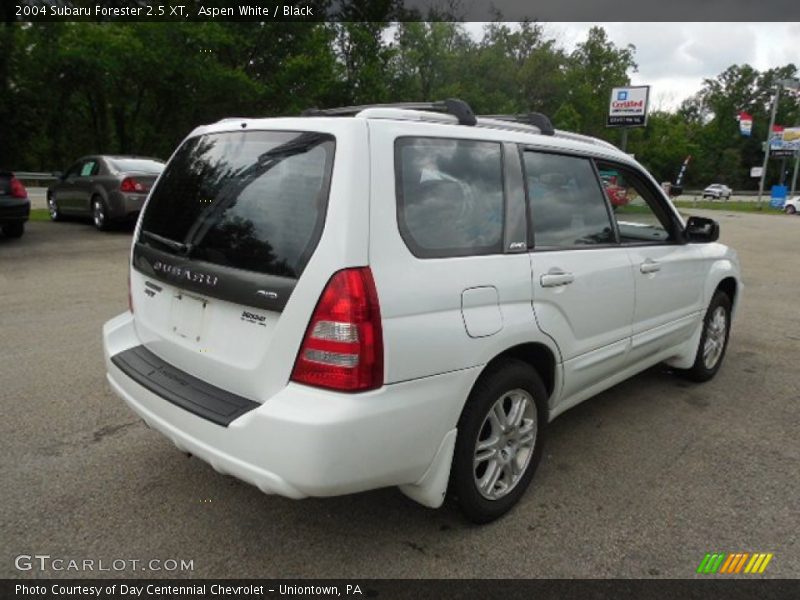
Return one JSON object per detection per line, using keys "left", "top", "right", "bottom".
{"left": 685, "top": 216, "right": 719, "bottom": 243}
{"left": 668, "top": 184, "right": 683, "bottom": 197}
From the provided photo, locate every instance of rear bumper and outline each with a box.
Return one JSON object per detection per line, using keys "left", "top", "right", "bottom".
{"left": 103, "top": 312, "right": 474, "bottom": 499}
{"left": 107, "top": 191, "right": 147, "bottom": 219}
{"left": 0, "top": 197, "right": 30, "bottom": 222}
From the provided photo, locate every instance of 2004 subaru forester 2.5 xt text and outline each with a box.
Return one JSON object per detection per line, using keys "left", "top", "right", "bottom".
{"left": 103, "top": 100, "right": 741, "bottom": 523}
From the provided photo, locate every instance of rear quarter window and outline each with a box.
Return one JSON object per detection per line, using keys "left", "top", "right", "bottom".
{"left": 395, "top": 137, "right": 505, "bottom": 258}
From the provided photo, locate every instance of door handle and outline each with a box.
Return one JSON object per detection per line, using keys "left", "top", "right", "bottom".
{"left": 540, "top": 269, "right": 575, "bottom": 288}
{"left": 640, "top": 260, "right": 661, "bottom": 274}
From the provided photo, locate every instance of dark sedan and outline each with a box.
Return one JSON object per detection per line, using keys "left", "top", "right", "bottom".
{"left": 0, "top": 171, "right": 30, "bottom": 239}
{"left": 47, "top": 155, "right": 164, "bottom": 230}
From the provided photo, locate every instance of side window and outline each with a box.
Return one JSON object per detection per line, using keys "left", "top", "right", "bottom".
{"left": 65, "top": 161, "right": 83, "bottom": 179}
{"left": 523, "top": 151, "right": 615, "bottom": 248}
{"left": 597, "top": 162, "right": 674, "bottom": 243}
{"left": 80, "top": 160, "right": 97, "bottom": 177}
{"left": 395, "top": 137, "right": 504, "bottom": 258}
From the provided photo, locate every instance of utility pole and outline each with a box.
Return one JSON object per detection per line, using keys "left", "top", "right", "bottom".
{"left": 758, "top": 78, "right": 800, "bottom": 207}
{"left": 757, "top": 84, "right": 780, "bottom": 209}
{"left": 620, "top": 127, "right": 628, "bottom": 153}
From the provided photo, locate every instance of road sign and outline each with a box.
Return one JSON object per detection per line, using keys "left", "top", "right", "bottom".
{"left": 607, "top": 86, "right": 650, "bottom": 127}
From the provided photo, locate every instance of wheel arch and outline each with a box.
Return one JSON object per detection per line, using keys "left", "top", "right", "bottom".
{"left": 480, "top": 342, "right": 559, "bottom": 404}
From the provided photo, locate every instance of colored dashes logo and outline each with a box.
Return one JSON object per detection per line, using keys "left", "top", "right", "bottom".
{"left": 697, "top": 552, "right": 774, "bottom": 574}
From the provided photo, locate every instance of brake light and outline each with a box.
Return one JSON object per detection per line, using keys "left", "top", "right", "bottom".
{"left": 291, "top": 267, "right": 383, "bottom": 392}
{"left": 120, "top": 177, "right": 147, "bottom": 193}
{"left": 9, "top": 177, "right": 27, "bottom": 199}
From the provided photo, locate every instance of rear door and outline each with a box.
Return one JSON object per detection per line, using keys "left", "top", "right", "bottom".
{"left": 368, "top": 122, "right": 535, "bottom": 385}
{"left": 522, "top": 150, "right": 635, "bottom": 407}
{"left": 130, "top": 122, "right": 369, "bottom": 402}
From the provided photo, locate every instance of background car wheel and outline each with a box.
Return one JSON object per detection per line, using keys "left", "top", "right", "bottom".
{"left": 450, "top": 359, "right": 547, "bottom": 523}
{"left": 679, "top": 290, "right": 732, "bottom": 382}
{"left": 786, "top": 205, "right": 797, "bottom": 215}
{"left": 1, "top": 222, "right": 25, "bottom": 238}
{"left": 48, "top": 194, "right": 62, "bottom": 221}
{"left": 92, "top": 196, "right": 110, "bottom": 231}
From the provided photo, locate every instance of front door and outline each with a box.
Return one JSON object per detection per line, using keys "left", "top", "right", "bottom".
{"left": 598, "top": 161, "right": 705, "bottom": 362}
{"left": 522, "top": 150, "right": 634, "bottom": 407}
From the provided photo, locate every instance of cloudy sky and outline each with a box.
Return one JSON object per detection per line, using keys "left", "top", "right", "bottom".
{"left": 464, "top": 22, "right": 800, "bottom": 111}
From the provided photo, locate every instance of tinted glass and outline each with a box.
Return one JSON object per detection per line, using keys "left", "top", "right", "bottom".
{"left": 139, "top": 131, "right": 335, "bottom": 279}
{"left": 109, "top": 158, "right": 165, "bottom": 174}
{"left": 396, "top": 138, "right": 504, "bottom": 257}
{"left": 64, "top": 161, "right": 82, "bottom": 178}
{"left": 598, "top": 162, "right": 673, "bottom": 243}
{"left": 524, "top": 152, "right": 614, "bottom": 247}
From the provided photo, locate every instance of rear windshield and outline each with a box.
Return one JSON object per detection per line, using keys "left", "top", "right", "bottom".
{"left": 109, "top": 158, "right": 164, "bottom": 173}
{"left": 139, "top": 130, "right": 335, "bottom": 279}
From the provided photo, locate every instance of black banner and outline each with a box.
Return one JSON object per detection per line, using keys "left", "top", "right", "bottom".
{"left": 5, "top": 0, "right": 800, "bottom": 22}
{"left": 4, "top": 579, "right": 800, "bottom": 600}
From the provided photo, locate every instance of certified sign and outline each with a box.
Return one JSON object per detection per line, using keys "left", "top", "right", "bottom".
{"left": 607, "top": 86, "right": 650, "bottom": 127}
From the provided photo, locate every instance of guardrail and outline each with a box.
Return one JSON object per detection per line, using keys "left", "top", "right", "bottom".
{"left": 16, "top": 171, "right": 58, "bottom": 180}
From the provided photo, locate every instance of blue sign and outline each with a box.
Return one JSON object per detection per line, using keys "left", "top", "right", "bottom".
{"left": 770, "top": 185, "right": 788, "bottom": 208}
{"left": 617, "top": 91, "right": 628, "bottom": 101}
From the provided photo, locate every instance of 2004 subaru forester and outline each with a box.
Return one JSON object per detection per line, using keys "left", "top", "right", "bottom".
{"left": 103, "top": 100, "right": 741, "bottom": 523}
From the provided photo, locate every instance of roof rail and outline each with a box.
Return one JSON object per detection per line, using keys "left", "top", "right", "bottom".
{"left": 302, "top": 98, "right": 477, "bottom": 126}
{"left": 479, "top": 113, "right": 555, "bottom": 136}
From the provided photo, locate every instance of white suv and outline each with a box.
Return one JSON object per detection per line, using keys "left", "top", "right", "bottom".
{"left": 103, "top": 100, "right": 741, "bottom": 522}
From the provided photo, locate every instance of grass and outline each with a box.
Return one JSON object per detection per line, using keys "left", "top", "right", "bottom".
{"left": 672, "top": 199, "right": 785, "bottom": 213}
{"left": 29, "top": 208, "right": 51, "bottom": 222}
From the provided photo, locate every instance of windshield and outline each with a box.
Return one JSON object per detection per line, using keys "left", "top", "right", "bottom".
{"left": 138, "top": 130, "right": 335, "bottom": 279}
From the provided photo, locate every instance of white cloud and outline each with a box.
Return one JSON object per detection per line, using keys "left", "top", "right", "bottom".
{"left": 545, "top": 23, "right": 798, "bottom": 110}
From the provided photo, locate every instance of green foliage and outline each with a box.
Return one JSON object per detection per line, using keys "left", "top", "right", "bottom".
{"left": 1, "top": 20, "right": 797, "bottom": 194}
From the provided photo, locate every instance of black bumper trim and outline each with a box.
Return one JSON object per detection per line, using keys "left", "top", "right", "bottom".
{"left": 111, "top": 345, "right": 260, "bottom": 427}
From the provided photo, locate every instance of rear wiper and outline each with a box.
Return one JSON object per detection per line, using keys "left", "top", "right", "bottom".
{"left": 140, "top": 230, "right": 192, "bottom": 255}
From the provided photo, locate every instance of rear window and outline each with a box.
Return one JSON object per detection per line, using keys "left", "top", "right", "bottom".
{"left": 109, "top": 158, "right": 165, "bottom": 174}
{"left": 139, "top": 130, "right": 335, "bottom": 279}
{"left": 395, "top": 137, "right": 504, "bottom": 258}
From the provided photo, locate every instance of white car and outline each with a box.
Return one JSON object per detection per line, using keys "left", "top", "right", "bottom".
{"left": 103, "top": 100, "right": 741, "bottom": 523}
{"left": 784, "top": 196, "right": 799, "bottom": 214}
{"left": 703, "top": 184, "right": 732, "bottom": 200}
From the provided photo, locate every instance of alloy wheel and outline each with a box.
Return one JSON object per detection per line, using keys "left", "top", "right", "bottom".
{"left": 703, "top": 306, "right": 727, "bottom": 370}
{"left": 473, "top": 389, "right": 537, "bottom": 501}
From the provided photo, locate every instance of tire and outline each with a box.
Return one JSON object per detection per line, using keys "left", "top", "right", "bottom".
{"left": 48, "top": 194, "right": 62, "bottom": 221}
{"left": 786, "top": 205, "right": 797, "bottom": 215}
{"left": 92, "top": 196, "right": 110, "bottom": 231}
{"left": 679, "top": 291, "right": 732, "bottom": 382}
{"left": 450, "top": 359, "right": 547, "bottom": 523}
{"left": 1, "top": 222, "right": 24, "bottom": 238}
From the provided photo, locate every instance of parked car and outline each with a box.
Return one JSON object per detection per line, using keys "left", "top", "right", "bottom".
{"left": 784, "top": 196, "right": 799, "bottom": 214}
{"left": 599, "top": 172, "right": 628, "bottom": 207}
{"left": 47, "top": 155, "right": 164, "bottom": 230}
{"left": 703, "top": 184, "right": 732, "bottom": 200}
{"left": 103, "top": 100, "right": 741, "bottom": 523}
{"left": 0, "top": 171, "right": 30, "bottom": 238}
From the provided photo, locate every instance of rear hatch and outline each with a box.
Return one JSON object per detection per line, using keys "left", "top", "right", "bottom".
{"left": 130, "top": 128, "right": 337, "bottom": 401}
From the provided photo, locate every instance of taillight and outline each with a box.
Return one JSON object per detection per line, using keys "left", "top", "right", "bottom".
{"left": 9, "top": 177, "right": 27, "bottom": 199}
{"left": 120, "top": 177, "right": 147, "bottom": 193}
{"left": 291, "top": 267, "right": 383, "bottom": 392}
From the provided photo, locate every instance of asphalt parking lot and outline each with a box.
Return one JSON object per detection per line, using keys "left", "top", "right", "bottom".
{"left": 1, "top": 211, "right": 798, "bottom": 579}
